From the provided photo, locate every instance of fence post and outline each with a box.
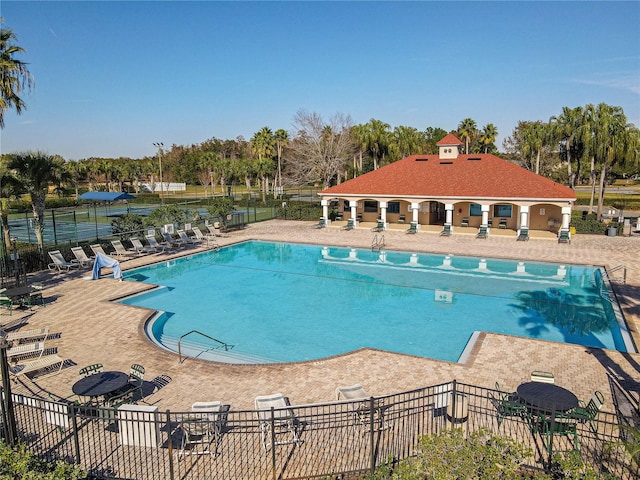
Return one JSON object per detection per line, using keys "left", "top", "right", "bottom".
{"left": 166, "top": 410, "right": 175, "bottom": 480}
{"left": 270, "top": 407, "right": 277, "bottom": 480}
{"left": 73, "top": 210, "right": 78, "bottom": 244}
{"left": 94, "top": 204, "right": 99, "bottom": 242}
{"left": 70, "top": 405, "right": 81, "bottom": 464}
{"left": 51, "top": 210, "right": 58, "bottom": 246}
{"left": 369, "top": 396, "right": 376, "bottom": 475}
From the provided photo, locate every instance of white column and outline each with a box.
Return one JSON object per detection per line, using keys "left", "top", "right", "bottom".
{"left": 350, "top": 200, "right": 358, "bottom": 223}
{"left": 481, "top": 205, "right": 490, "bottom": 227}
{"left": 519, "top": 205, "right": 529, "bottom": 229}
{"left": 379, "top": 201, "right": 388, "bottom": 227}
{"left": 321, "top": 199, "right": 329, "bottom": 221}
{"left": 445, "top": 204, "right": 454, "bottom": 230}
{"left": 561, "top": 206, "right": 571, "bottom": 230}
{"left": 411, "top": 202, "right": 420, "bottom": 224}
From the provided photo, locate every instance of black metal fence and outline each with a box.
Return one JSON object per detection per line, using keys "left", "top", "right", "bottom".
{"left": 2, "top": 380, "right": 637, "bottom": 479}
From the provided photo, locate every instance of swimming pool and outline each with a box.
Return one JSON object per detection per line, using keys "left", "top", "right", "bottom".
{"left": 120, "top": 241, "right": 634, "bottom": 363}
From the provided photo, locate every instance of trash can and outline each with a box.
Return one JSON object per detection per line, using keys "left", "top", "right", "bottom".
{"left": 608, "top": 226, "right": 617, "bottom": 237}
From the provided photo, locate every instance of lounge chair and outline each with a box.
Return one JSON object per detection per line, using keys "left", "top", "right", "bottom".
{"left": 6, "top": 327, "right": 49, "bottom": 342}
{"left": 398, "top": 214, "right": 406, "bottom": 224}
{"left": 90, "top": 244, "right": 109, "bottom": 257}
{"left": 130, "top": 237, "right": 155, "bottom": 254}
{"left": 111, "top": 240, "right": 138, "bottom": 258}
{"left": 440, "top": 223, "right": 452, "bottom": 236}
{"left": 371, "top": 219, "right": 384, "bottom": 232}
{"left": 516, "top": 228, "right": 529, "bottom": 241}
{"left": 178, "top": 401, "right": 223, "bottom": 459}
{"left": 145, "top": 235, "right": 169, "bottom": 253}
{"left": 342, "top": 218, "right": 356, "bottom": 230}
{"left": 531, "top": 370, "right": 555, "bottom": 384}
{"left": 498, "top": 219, "right": 508, "bottom": 229}
{"left": 406, "top": 222, "right": 418, "bottom": 234}
{"left": 207, "top": 222, "right": 228, "bottom": 238}
{"left": 48, "top": 250, "right": 80, "bottom": 272}
{"left": 558, "top": 229, "right": 571, "bottom": 244}
{"left": 7, "top": 341, "right": 45, "bottom": 361}
{"left": 313, "top": 217, "right": 327, "bottom": 229}
{"left": 191, "top": 227, "right": 218, "bottom": 249}
{"left": 163, "top": 232, "right": 185, "bottom": 249}
{"left": 10, "top": 354, "right": 65, "bottom": 378}
{"left": 336, "top": 384, "right": 388, "bottom": 433}
{"left": 460, "top": 217, "right": 469, "bottom": 227}
{"left": 476, "top": 226, "right": 488, "bottom": 239}
{"left": 70, "top": 246, "right": 94, "bottom": 267}
{"left": 177, "top": 229, "right": 200, "bottom": 246}
{"left": 255, "top": 393, "right": 301, "bottom": 451}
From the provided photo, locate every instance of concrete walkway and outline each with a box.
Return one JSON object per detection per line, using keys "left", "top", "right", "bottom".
{"left": 7, "top": 220, "right": 640, "bottom": 416}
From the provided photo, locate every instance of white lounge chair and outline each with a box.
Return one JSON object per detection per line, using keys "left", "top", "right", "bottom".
{"left": 336, "top": 384, "right": 388, "bottom": 433}
{"left": 90, "top": 244, "right": 109, "bottom": 257}
{"left": 6, "top": 328, "right": 49, "bottom": 342}
{"left": 48, "top": 250, "right": 80, "bottom": 272}
{"left": 111, "top": 240, "right": 138, "bottom": 258}
{"left": 70, "top": 246, "right": 94, "bottom": 267}
{"left": 145, "top": 235, "right": 169, "bottom": 252}
{"left": 163, "top": 232, "right": 185, "bottom": 249}
{"left": 7, "top": 341, "right": 45, "bottom": 361}
{"left": 10, "top": 354, "right": 65, "bottom": 377}
{"left": 255, "top": 393, "right": 301, "bottom": 451}
{"left": 207, "top": 223, "right": 228, "bottom": 238}
{"left": 130, "top": 237, "right": 154, "bottom": 255}
{"left": 178, "top": 401, "right": 223, "bottom": 459}
{"left": 192, "top": 227, "right": 218, "bottom": 249}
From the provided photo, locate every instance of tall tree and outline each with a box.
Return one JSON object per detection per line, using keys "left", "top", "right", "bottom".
{"left": 391, "top": 125, "right": 425, "bottom": 159}
{"left": 0, "top": 155, "right": 24, "bottom": 249}
{"left": 520, "top": 121, "right": 548, "bottom": 174}
{"left": 478, "top": 123, "right": 498, "bottom": 153}
{"left": 457, "top": 118, "right": 477, "bottom": 154}
{"left": 8, "top": 151, "right": 65, "bottom": 251}
{"left": 424, "top": 127, "right": 448, "bottom": 154}
{"left": 274, "top": 129, "right": 289, "bottom": 197}
{"left": 251, "top": 127, "right": 275, "bottom": 160}
{"left": 550, "top": 106, "right": 583, "bottom": 188}
{"left": 286, "top": 110, "right": 354, "bottom": 188}
{"left": 363, "top": 119, "right": 391, "bottom": 170}
{"left": 0, "top": 19, "right": 34, "bottom": 128}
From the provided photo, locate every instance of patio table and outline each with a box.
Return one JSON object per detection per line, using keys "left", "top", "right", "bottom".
{"left": 516, "top": 381, "right": 578, "bottom": 414}
{"left": 72, "top": 371, "right": 129, "bottom": 400}
{"left": 3, "top": 286, "right": 35, "bottom": 308}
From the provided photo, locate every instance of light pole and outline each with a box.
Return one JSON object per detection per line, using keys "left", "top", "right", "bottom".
{"left": 152, "top": 142, "right": 165, "bottom": 205}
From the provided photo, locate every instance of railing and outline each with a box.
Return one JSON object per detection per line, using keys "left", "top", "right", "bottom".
{"left": 177, "top": 330, "right": 232, "bottom": 364}
{"left": 609, "top": 265, "right": 627, "bottom": 284}
{"left": 2, "top": 380, "right": 637, "bottom": 480}
{"left": 371, "top": 234, "right": 385, "bottom": 251}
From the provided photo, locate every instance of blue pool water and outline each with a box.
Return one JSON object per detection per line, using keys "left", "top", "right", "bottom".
{"left": 120, "top": 241, "right": 632, "bottom": 363}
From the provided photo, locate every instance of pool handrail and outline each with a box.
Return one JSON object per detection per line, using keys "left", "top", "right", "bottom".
{"left": 178, "top": 330, "right": 232, "bottom": 363}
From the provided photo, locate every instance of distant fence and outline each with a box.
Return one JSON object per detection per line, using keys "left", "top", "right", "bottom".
{"left": 1, "top": 381, "right": 637, "bottom": 479}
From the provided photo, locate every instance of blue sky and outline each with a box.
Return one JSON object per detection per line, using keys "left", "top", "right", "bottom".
{"left": 2, "top": 1, "right": 639, "bottom": 160}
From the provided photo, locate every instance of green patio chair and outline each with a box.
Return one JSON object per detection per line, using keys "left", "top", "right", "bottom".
{"left": 476, "top": 226, "right": 488, "bottom": 239}
{"left": 371, "top": 219, "right": 384, "bottom": 232}
{"left": 490, "top": 382, "right": 528, "bottom": 426}
{"left": 542, "top": 413, "right": 579, "bottom": 454}
{"left": 79, "top": 363, "right": 103, "bottom": 377}
{"left": 569, "top": 390, "right": 604, "bottom": 435}
{"left": 342, "top": 218, "right": 355, "bottom": 230}
{"left": 406, "top": 222, "right": 418, "bottom": 234}
{"left": 516, "top": 228, "right": 529, "bottom": 241}
{"left": 313, "top": 217, "right": 327, "bottom": 229}
{"left": 439, "top": 224, "right": 452, "bottom": 236}
{"left": 558, "top": 229, "right": 571, "bottom": 243}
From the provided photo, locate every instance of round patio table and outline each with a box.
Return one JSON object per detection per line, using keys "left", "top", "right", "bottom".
{"left": 72, "top": 371, "right": 129, "bottom": 398}
{"left": 516, "top": 382, "right": 578, "bottom": 414}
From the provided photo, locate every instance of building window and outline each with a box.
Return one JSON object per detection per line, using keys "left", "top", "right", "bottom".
{"left": 387, "top": 202, "right": 400, "bottom": 214}
{"left": 494, "top": 204, "right": 513, "bottom": 218}
{"left": 364, "top": 200, "right": 378, "bottom": 213}
{"left": 470, "top": 203, "right": 482, "bottom": 217}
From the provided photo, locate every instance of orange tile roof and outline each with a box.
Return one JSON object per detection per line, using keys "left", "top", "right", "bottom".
{"left": 436, "top": 133, "right": 463, "bottom": 146}
{"left": 320, "top": 153, "right": 576, "bottom": 201}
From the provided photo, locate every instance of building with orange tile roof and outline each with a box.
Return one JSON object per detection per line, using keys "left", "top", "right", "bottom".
{"left": 319, "top": 134, "right": 576, "bottom": 234}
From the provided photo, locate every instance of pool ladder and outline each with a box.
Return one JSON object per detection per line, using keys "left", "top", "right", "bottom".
{"left": 177, "top": 330, "right": 232, "bottom": 364}
{"left": 371, "top": 234, "right": 385, "bottom": 251}
{"left": 608, "top": 265, "right": 627, "bottom": 284}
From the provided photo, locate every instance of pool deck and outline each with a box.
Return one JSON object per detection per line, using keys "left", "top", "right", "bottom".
{"left": 7, "top": 219, "right": 640, "bottom": 416}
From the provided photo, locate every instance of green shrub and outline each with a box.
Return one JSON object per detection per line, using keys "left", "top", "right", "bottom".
{"left": 111, "top": 213, "right": 145, "bottom": 240}
{"left": 0, "top": 441, "right": 88, "bottom": 479}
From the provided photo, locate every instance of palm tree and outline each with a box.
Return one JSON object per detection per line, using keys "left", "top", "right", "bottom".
{"left": 0, "top": 155, "right": 24, "bottom": 250}
{"left": 457, "top": 118, "right": 477, "bottom": 154}
{"left": 520, "top": 121, "right": 548, "bottom": 174}
{"left": 274, "top": 129, "right": 289, "bottom": 197}
{"left": 8, "top": 151, "right": 65, "bottom": 251}
{"left": 550, "top": 106, "right": 583, "bottom": 188}
{"left": 0, "top": 19, "right": 34, "bottom": 128}
{"left": 364, "top": 119, "right": 391, "bottom": 170}
{"left": 392, "top": 125, "right": 425, "bottom": 159}
{"left": 251, "top": 127, "right": 275, "bottom": 160}
{"left": 479, "top": 124, "right": 498, "bottom": 153}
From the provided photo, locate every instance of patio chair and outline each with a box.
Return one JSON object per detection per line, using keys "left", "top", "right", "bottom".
{"left": 6, "top": 327, "right": 49, "bottom": 342}
{"left": 336, "top": 384, "right": 388, "bottom": 433}
{"left": 489, "top": 382, "right": 527, "bottom": 426}
{"left": 191, "top": 227, "right": 219, "bottom": 249}
{"left": 255, "top": 393, "right": 301, "bottom": 451}
{"left": 127, "top": 363, "right": 146, "bottom": 401}
{"left": 516, "top": 227, "right": 529, "bottom": 241}
{"left": 498, "top": 219, "right": 508, "bottom": 229}
{"left": 0, "top": 293, "right": 14, "bottom": 314}
{"left": 371, "top": 219, "right": 384, "bottom": 232}
{"left": 569, "top": 390, "right": 604, "bottom": 435}
{"left": 342, "top": 218, "right": 355, "bottom": 231}
{"left": 313, "top": 217, "right": 327, "bottom": 229}
{"left": 476, "top": 225, "right": 488, "bottom": 239}
{"left": 130, "top": 237, "right": 155, "bottom": 255}
{"left": 7, "top": 341, "right": 45, "bottom": 361}
{"left": 406, "top": 222, "right": 418, "bottom": 234}
{"left": 29, "top": 282, "right": 45, "bottom": 307}
{"left": 541, "top": 413, "right": 579, "bottom": 454}
{"left": 531, "top": 370, "right": 555, "bottom": 384}
{"left": 90, "top": 244, "right": 110, "bottom": 257}
{"left": 9, "top": 354, "right": 65, "bottom": 378}
{"left": 178, "top": 401, "right": 223, "bottom": 459}
{"left": 79, "top": 363, "right": 103, "bottom": 377}
{"left": 177, "top": 229, "right": 200, "bottom": 246}
{"left": 398, "top": 214, "right": 406, "bottom": 224}
{"left": 440, "top": 223, "right": 452, "bottom": 236}
{"left": 145, "top": 235, "right": 169, "bottom": 253}
{"left": 460, "top": 217, "right": 469, "bottom": 227}
{"left": 47, "top": 250, "right": 80, "bottom": 272}
{"left": 558, "top": 229, "right": 571, "bottom": 244}
{"left": 110, "top": 240, "right": 138, "bottom": 258}
{"left": 207, "top": 222, "right": 228, "bottom": 238}
{"left": 70, "top": 246, "right": 94, "bottom": 267}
